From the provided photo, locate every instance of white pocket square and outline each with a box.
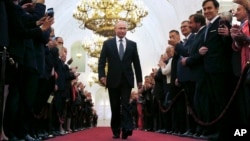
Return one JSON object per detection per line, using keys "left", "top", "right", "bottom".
{"left": 210, "top": 30, "right": 216, "bottom": 32}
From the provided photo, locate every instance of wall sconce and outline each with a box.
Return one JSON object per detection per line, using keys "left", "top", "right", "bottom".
{"left": 76, "top": 53, "right": 82, "bottom": 58}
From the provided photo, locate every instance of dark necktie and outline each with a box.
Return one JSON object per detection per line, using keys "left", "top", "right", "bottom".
{"left": 183, "top": 38, "right": 188, "bottom": 46}
{"left": 204, "top": 23, "right": 212, "bottom": 41}
{"left": 119, "top": 39, "right": 124, "bottom": 60}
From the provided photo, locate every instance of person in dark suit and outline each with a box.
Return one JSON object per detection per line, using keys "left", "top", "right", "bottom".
{"left": 98, "top": 20, "right": 143, "bottom": 139}
{"left": 4, "top": 0, "right": 53, "bottom": 140}
{"left": 195, "top": 0, "right": 233, "bottom": 140}
{"left": 168, "top": 20, "right": 196, "bottom": 135}
{"left": 0, "top": 0, "right": 8, "bottom": 48}
{"left": 167, "top": 30, "right": 182, "bottom": 135}
{"left": 0, "top": 0, "right": 9, "bottom": 140}
{"left": 181, "top": 13, "right": 206, "bottom": 138}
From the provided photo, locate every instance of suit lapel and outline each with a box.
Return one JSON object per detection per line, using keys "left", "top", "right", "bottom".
{"left": 123, "top": 38, "right": 130, "bottom": 60}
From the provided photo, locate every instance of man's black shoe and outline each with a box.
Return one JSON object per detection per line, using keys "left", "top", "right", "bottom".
{"left": 112, "top": 134, "right": 120, "bottom": 139}
{"left": 122, "top": 130, "right": 132, "bottom": 139}
{"left": 122, "top": 132, "right": 128, "bottom": 139}
{"left": 183, "top": 130, "right": 193, "bottom": 137}
{"left": 127, "top": 130, "right": 132, "bottom": 136}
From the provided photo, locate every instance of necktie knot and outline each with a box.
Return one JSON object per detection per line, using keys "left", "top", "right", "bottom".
{"left": 183, "top": 38, "right": 188, "bottom": 43}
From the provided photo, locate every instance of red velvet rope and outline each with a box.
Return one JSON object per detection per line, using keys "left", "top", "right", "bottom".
{"left": 158, "top": 62, "right": 250, "bottom": 126}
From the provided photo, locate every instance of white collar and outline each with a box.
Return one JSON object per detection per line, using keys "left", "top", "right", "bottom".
{"left": 207, "top": 15, "right": 220, "bottom": 24}
{"left": 116, "top": 36, "right": 125, "bottom": 42}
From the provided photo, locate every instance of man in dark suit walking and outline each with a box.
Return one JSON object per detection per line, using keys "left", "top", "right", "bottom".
{"left": 98, "top": 20, "right": 143, "bottom": 139}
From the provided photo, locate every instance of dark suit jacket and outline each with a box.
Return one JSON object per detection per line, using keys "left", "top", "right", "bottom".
{"left": 175, "top": 33, "right": 195, "bottom": 57}
{"left": 5, "top": 2, "right": 44, "bottom": 65}
{"left": 175, "top": 33, "right": 195, "bottom": 82}
{"left": 203, "top": 17, "right": 233, "bottom": 73}
{"left": 0, "top": 0, "right": 8, "bottom": 47}
{"left": 98, "top": 37, "right": 142, "bottom": 88}
{"left": 153, "top": 68, "right": 165, "bottom": 101}
{"left": 55, "top": 59, "right": 75, "bottom": 92}
{"left": 23, "top": 4, "right": 47, "bottom": 73}
{"left": 186, "top": 27, "right": 206, "bottom": 82}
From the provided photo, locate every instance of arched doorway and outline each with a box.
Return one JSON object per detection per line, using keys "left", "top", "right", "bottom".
{"left": 94, "top": 87, "right": 111, "bottom": 126}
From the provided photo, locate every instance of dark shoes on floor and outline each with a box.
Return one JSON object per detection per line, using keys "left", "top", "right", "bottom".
{"left": 112, "top": 134, "right": 120, "bottom": 139}
{"left": 24, "top": 134, "right": 41, "bottom": 141}
{"left": 182, "top": 130, "right": 194, "bottom": 137}
{"left": 122, "top": 130, "right": 133, "bottom": 139}
{"left": 112, "top": 129, "right": 133, "bottom": 139}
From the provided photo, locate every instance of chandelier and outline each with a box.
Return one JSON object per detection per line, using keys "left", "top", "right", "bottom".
{"left": 73, "top": 0, "right": 148, "bottom": 37}
{"left": 82, "top": 35, "right": 107, "bottom": 58}
{"left": 73, "top": 0, "right": 148, "bottom": 86}
{"left": 82, "top": 35, "right": 107, "bottom": 86}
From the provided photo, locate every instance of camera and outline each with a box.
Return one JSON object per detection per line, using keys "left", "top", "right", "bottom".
{"left": 47, "top": 8, "right": 54, "bottom": 17}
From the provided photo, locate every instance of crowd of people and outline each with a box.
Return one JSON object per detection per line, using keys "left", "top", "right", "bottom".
{"left": 128, "top": 0, "right": 250, "bottom": 141}
{"left": 0, "top": 0, "right": 98, "bottom": 141}
{"left": 1, "top": 0, "right": 250, "bottom": 141}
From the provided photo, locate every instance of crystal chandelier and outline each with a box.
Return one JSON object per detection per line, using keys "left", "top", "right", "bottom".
{"left": 73, "top": 0, "right": 148, "bottom": 37}
{"left": 82, "top": 35, "right": 107, "bottom": 58}
{"left": 74, "top": 0, "right": 148, "bottom": 86}
{"left": 82, "top": 35, "right": 107, "bottom": 86}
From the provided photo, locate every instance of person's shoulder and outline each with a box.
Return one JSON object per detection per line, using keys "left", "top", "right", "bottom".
{"left": 104, "top": 37, "right": 116, "bottom": 43}
{"left": 126, "top": 38, "right": 136, "bottom": 44}
{"left": 190, "top": 33, "right": 196, "bottom": 38}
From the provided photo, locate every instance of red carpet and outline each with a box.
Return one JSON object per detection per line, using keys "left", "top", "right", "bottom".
{"left": 46, "top": 127, "right": 207, "bottom": 141}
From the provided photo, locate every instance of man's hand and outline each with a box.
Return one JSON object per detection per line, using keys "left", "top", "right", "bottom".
{"left": 175, "top": 79, "right": 179, "bottom": 86}
{"left": 40, "top": 16, "right": 54, "bottom": 31}
{"left": 199, "top": 46, "right": 208, "bottom": 55}
{"left": 137, "top": 82, "right": 142, "bottom": 89}
{"left": 181, "top": 57, "right": 187, "bottom": 66}
{"left": 230, "top": 24, "right": 241, "bottom": 39}
{"left": 74, "top": 72, "right": 80, "bottom": 77}
{"left": 151, "top": 68, "right": 158, "bottom": 76}
{"left": 218, "top": 25, "right": 230, "bottom": 36}
{"left": 100, "top": 77, "right": 107, "bottom": 86}
{"left": 54, "top": 84, "right": 58, "bottom": 91}
{"left": 158, "top": 60, "right": 165, "bottom": 67}
{"left": 21, "top": 3, "right": 34, "bottom": 11}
